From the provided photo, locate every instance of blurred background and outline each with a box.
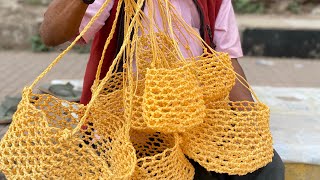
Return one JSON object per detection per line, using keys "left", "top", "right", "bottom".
{"left": 0, "top": 0, "right": 319, "bottom": 179}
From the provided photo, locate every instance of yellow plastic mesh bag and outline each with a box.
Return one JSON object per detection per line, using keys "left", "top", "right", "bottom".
{"left": 181, "top": 101, "right": 274, "bottom": 175}
{"left": 0, "top": 90, "right": 136, "bottom": 179}
{"left": 0, "top": 0, "right": 275, "bottom": 178}
{"left": 130, "top": 130, "right": 194, "bottom": 179}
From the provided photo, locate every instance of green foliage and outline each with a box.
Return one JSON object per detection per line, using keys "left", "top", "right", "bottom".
{"left": 31, "top": 35, "right": 50, "bottom": 52}
{"left": 24, "top": 0, "right": 45, "bottom": 5}
{"left": 30, "top": 34, "right": 91, "bottom": 53}
{"left": 233, "top": 0, "right": 265, "bottom": 14}
{"left": 287, "top": 0, "right": 301, "bottom": 14}
{"left": 73, "top": 45, "right": 91, "bottom": 54}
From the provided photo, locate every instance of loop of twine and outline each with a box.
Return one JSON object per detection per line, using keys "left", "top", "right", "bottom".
{"left": 68, "top": 0, "right": 146, "bottom": 139}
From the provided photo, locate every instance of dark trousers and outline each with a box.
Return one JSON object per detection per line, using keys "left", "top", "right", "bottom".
{"left": 191, "top": 150, "right": 285, "bottom": 180}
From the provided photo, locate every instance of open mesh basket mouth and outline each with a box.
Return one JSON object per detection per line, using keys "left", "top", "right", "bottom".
{"left": 0, "top": 89, "right": 136, "bottom": 180}
{"left": 130, "top": 130, "right": 194, "bottom": 180}
{"left": 142, "top": 65, "right": 206, "bottom": 133}
{"left": 181, "top": 101, "right": 274, "bottom": 175}
{"left": 191, "top": 52, "right": 236, "bottom": 102}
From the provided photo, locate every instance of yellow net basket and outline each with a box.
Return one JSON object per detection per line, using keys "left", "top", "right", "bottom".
{"left": 0, "top": 0, "right": 137, "bottom": 178}
{"left": 0, "top": 89, "right": 136, "bottom": 179}
{"left": 181, "top": 101, "right": 274, "bottom": 175}
{"left": 192, "top": 52, "right": 236, "bottom": 102}
{"left": 0, "top": 0, "right": 275, "bottom": 178}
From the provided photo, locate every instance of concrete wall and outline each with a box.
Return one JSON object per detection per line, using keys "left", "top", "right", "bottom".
{"left": 0, "top": 1, "right": 46, "bottom": 50}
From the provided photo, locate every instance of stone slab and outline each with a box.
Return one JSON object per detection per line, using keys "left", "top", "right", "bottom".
{"left": 253, "top": 86, "right": 320, "bottom": 165}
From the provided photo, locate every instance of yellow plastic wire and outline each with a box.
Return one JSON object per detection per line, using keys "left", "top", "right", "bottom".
{"left": 67, "top": 0, "right": 146, "bottom": 139}
{"left": 92, "top": 0, "right": 124, "bottom": 91}
{"left": 1, "top": 0, "right": 273, "bottom": 178}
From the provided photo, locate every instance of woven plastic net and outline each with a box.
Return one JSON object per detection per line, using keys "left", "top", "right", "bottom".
{"left": 0, "top": 91, "right": 136, "bottom": 179}
{"left": 181, "top": 101, "right": 273, "bottom": 175}
{"left": 0, "top": 0, "right": 274, "bottom": 179}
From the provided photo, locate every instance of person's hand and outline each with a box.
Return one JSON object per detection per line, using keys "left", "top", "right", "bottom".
{"left": 229, "top": 58, "right": 254, "bottom": 102}
{"left": 40, "top": 0, "right": 90, "bottom": 46}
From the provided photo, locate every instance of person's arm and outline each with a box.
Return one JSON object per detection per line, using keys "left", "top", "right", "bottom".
{"left": 229, "top": 59, "right": 254, "bottom": 102}
{"left": 40, "top": 0, "right": 89, "bottom": 46}
{"left": 212, "top": 1, "right": 253, "bottom": 101}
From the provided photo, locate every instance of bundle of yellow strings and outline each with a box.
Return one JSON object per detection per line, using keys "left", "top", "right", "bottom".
{"left": 0, "top": 0, "right": 273, "bottom": 179}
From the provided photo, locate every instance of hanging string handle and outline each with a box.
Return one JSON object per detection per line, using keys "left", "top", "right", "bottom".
{"left": 61, "top": 0, "right": 146, "bottom": 140}
{"left": 26, "top": 0, "right": 114, "bottom": 95}
{"left": 91, "top": 0, "right": 124, "bottom": 92}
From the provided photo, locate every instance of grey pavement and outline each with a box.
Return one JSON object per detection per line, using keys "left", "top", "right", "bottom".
{"left": 239, "top": 57, "right": 320, "bottom": 87}
{"left": 0, "top": 51, "right": 88, "bottom": 140}
{"left": 0, "top": 51, "right": 89, "bottom": 102}
{"left": 252, "top": 86, "right": 320, "bottom": 164}
{"left": 237, "top": 14, "right": 320, "bottom": 30}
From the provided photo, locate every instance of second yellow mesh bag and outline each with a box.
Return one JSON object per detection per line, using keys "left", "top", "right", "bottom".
{"left": 181, "top": 101, "right": 274, "bottom": 175}
{"left": 132, "top": 33, "right": 207, "bottom": 132}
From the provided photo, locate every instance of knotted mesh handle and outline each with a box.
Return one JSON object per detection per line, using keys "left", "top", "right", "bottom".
{"left": 25, "top": 0, "right": 145, "bottom": 140}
